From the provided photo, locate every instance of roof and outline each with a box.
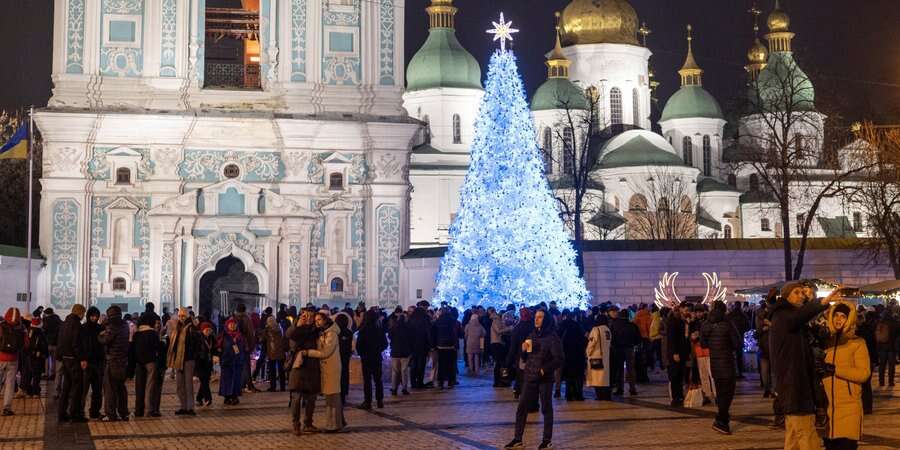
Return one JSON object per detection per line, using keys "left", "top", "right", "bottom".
{"left": 752, "top": 52, "right": 816, "bottom": 112}
{"left": 816, "top": 216, "right": 857, "bottom": 238}
{"left": 406, "top": 29, "right": 482, "bottom": 92}
{"left": 660, "top": 85, "right": 724, "bottom": 122}
{"left": 411, "top": 143, "right": 468, "bottom": 156}
{"left": 597, "top": 131, "right": 687, "bottom": 169}
{"left": 697, "top": 177, "right": 740, "bottom": 193}
{"left": 696, "top": 208, "right": 722, "bottom": 231}
{"left": 588, "top": 210, "right": 626, "bottom": 230}
{"left": 531, "top": 78, "right": 588, "bottom": 111}
{"left": 739, "top": 190, "right": 777, "bottom": 204}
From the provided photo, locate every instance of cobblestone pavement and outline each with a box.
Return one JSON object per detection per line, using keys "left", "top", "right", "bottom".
{"left": 4, "top": 365, "right": 900, "bottom": 449}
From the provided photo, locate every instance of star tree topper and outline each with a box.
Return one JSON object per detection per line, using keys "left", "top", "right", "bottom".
{"left": 486, "top": 12, "right": 519, "bottom": 52}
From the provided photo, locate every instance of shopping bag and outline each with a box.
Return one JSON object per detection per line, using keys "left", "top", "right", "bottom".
{"left": 684, "top": 387, "right": 704, "bottom": 408}
{"left": 349, "top": 356, "right": 363, "bottom": 385}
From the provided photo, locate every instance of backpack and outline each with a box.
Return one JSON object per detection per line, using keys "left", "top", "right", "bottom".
{"left": 0, "top": 324, "right": 19, "bottom": 354}
{"left": 876, "top": 321, "right": 891, "bottom": 345}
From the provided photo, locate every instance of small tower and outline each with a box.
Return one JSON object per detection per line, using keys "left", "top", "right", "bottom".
{"left": 745, "top": 3, "right": 769, "bottom": 81}
{"left": 678, "top": 25, "right": 703, "bottom": 87}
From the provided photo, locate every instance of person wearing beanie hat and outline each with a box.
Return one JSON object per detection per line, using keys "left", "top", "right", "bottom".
{"left": 81, "top": 306, "right": 105, "bottom": 419}
{"left": 822, "top": 300, "right": 870, "bottom": 449}
{"left": 0, "top": 308, "right": 25, "bottom": 415}
{"left": 56, "top": 303, "right": 88, "bottom": 422}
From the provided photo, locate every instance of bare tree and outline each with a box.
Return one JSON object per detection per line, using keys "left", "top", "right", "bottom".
{"left": 850, "top": 123, "right": 900, "bottom": 278}
{"left": 625, "top": 168, "right": 699, "bottom": 240}
{"left": 0, "top": 110, "right": 41, "bottom": 247}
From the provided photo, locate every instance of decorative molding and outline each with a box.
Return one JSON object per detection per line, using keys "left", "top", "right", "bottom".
{"left": 376, "top": 204, "right": 400, "bottom": 304}
{"left": 87, "top": 146, "right": 154, "bottom": 181}
{"left": 99, "top": 0, "right": 144, "bottom": 77}
{"left": 196, "top": 232, "right": 265, "bottom": 269}
{"left": 65, "top": 0, "right": 86, "bottom": 74}
{"left": 50, "top": 199, "right": 79, "bottom": 309}
{"left": 160, "top": 0, "right": 177, "bottom": 77}
{"left": 290, "top": 0, "right": 307, "bottom": 82}
{"left": 288, "top": 243, "right": 303, "bottom": 304}
{"left": 178, "top": 150, "right": 284, "bottom": 182}
{"left": 159, "top": 241, "right": 175, "bottom": 305}
{"left": 378, "top": 0, "right": 394, "bottom": 86}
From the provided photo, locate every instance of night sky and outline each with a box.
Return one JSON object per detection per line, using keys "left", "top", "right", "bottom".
{"left": 1, "top": 0, "right": 899, "bottom": 123}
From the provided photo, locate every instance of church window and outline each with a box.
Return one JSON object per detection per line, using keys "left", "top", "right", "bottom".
{"left": 330, "top": 277, "right": 344, "bottom": 293}
{"left": 702, "top": 135, "right": 712, "bottom": 176}
{"left": 329, "top": 173, "right": 344, "bottom": 190}
{"left": 628, "top": 194, "right": 647, "bottom": 212}
{"left": 852, "top": 212, "right": 862, "bottom": 232}
{"left": 452, "top": 114, "right": 461, "bottom": 144}
{"left": 632, "top": 88, "right": 640, "bottom": 126}
{"left": 796, "top": 213, "right": 805, "bottom": 235}
{"left": 723, "top": 225, "right": 733, "bottom": 239}
{"left": 682, "top": 137, "right": 693, "bottom": 166}
{"left": 112, "top": 277, "right": 127, "bottom": 291}
{"left": 761, "top": 218, "right": 771, "bottom": 231}
{"left": 204, "top": 7, "right": 261, "bottom": 89}
{"left": 749, "top": 174, "right": 759, "bottom": 191}
{"left": 610, "top": 88, "right": 622, "bottom": 125}
{"left": 116, "top": 167, "right": 131, "bottom": 185}
{"left": 223, "top": 164, "right": 241, "bottom": 179}
{"left": 680, "top": 196, "right": 693, "bottom": 214}
{"left": 562, "top": 127, "right": 574, "bottom": 174}
{"left": 542, "top": 128, "right": 553, "bottom": 174}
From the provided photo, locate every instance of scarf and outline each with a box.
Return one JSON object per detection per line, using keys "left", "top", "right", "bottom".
{"left": 167, "top": 318, "right": 192, "bottom": 370}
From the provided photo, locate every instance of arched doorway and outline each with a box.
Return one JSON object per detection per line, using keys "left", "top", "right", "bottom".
{"left": 198, "top": 255, "right": 259, "bottom": 318}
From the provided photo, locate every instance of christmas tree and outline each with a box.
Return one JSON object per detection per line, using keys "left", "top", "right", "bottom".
{"left": 433, "top": 16, "right": 590, "bottom": 310}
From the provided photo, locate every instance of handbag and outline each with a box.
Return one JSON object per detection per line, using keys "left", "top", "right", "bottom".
{"left": 684, "top": 387, "right": 704, "bottom": 408}
{"left": 589, "top": 358, "right": 604, "bottom": 370}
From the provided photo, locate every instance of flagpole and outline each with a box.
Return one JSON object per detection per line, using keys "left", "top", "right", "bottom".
{"left": 25, "top": 106, "right": 34, "bottom": 313}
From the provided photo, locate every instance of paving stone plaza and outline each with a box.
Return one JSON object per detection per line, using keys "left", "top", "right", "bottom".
{"left": 1, "top": 368, "right": 895, "bottom": 449}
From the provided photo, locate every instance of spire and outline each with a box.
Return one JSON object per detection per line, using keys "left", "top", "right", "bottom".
{"left": 638, "top": 22, "right": 651, "bottom": 47}
{"left": 765, "top": 0, "right": 794, "bottom": 52}
{"left": 745, "top": 2, "right": 768, "bottom": 80}
{"left": 426, "top": 0, "right": 457, "bottom": 30}
{"left": 678, "top": 25, "right": 703, "bottom": 87}
{"left": 545, "top": 12, "right": 572, "bottom": 79}
{"left": 639, "top": 22, "right": 660, "bottom": 101}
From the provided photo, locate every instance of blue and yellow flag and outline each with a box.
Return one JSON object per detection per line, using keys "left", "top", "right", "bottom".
{"left": 0, "top": 124, "right": 28, "bottom": 160}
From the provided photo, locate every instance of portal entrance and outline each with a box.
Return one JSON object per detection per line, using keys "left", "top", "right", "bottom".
{"left": 198, "top": 255, "right": 260, "bottom": 318}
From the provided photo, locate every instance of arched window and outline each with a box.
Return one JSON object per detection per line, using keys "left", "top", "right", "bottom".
{"left": 542, "top": 128, "right": 553, "bottom": 174}
{"left": 795, "top": 133, "right": 805, "bottom": 157}
{"left": 116, "top": 167, "right": 131, "bottom": 184}
{"left": 452, "top": 114, "right": 461, "bottom": 144}
{"left": 329, "top": 172, "right": 344, "bottom": 190}
{"left": 723, "top": 225, "right": 733, "bottom": 239}
{"left": 852, "top": 212, "right": 862, "bottom": 232}
{"left": 562, "top": 127, "right": 574, "bottom": 174}
{"left": 727, "top": 174, "right": 737, "bottom": 187}
{"left": 610, "top": 87, "right": 622, "bottom": 125}
{"left": 632, "top": 88, "right": 640, "bottom": 125}
{"left": 680, "top": 196, "right": 693, "bottom": 213}
{"left": 330, "top": 277, "right": 344, "bottom": 293}
{"left": 761, "top": 218, "right": 771, "bottom": 231}
{"left": 421, "top": 115, "right": 431, "bottom": 143}
{"left": 657, "top": 197, "right": 670, "bottom": 212}
{"left": 112, "top": 277, "right": 127, "bottom": 291}
{"left": 682, "top": 137, "right": 693, "bottom": 166}
{"left": 628, "top": 194, "right": 648, "bottom": 212}
{"left": 749, "top": 174, "right": 759, "bottom": 191}
{"left": 702, "top": 135, "right": 712, "bottom": 176}
{"left": 796, "top": 213, "right": 805, "bottom": 234}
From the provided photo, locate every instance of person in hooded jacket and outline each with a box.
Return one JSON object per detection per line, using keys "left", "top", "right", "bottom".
{"left": 219, "top": 318, "right": 247, "bottom": 406}
{"left": 56, "top": 304, "right": 87, "bottom": 422}
{"left": 701, "top": 301, "right": 742, "bottom": 435}
{"left": 22, "top": 316, "right": 48, "bottom": 398}
{"left": 608, "top": 306, "right": 640, "bottom": 396}
{"left": 300, "top": 312, "right": 344, "bottom": 433}
{"left": 262, "top": 316, "right": 287, "bottom": 392}
{"left": 98, "top": 305, "right": 130, "bottom": 421}
{"left": 433, "top": 308, "right": 460, "bottom": 389}
{"left": 167, "top": 308, "right": 201, "bottom": 415}
{"left": 81, "top": 306, "right": 105, "bottom": 419}
{"left": 822, "top": 301, "right": 870, "bottom": 450}
{"left": 42, "top": 308, "right": 62, "bottom": 382}
{"left": 356, "top": 309, "right": 389, "bottom": 409}
{"left": 287, "top": 310, "right": 321, "bottom": 434}
{"left": 133, "top": 314, "right": 161, "bottom": 417}
{"left": 388, "top": 312, "right": 412, "bottom": 396}
{"left": 333, "top": 312, "right": 353, "bottom": 407}
{"left": 506, "top": 308, "right": 534, "bottom": 400}
{"left": 558, "top": 311, "right": 587, "bottom": 401}
{"left": 464, "top": 314, "right": 486, "bottom": 375}
{"left": 504, "top": 309, "right": 563, "bottom": 450}
{"left": 0, "top": 308, "right": 24, "bottom": 415}
{"left": 407, "top": 302, "right": 433, "bottom": 389}
{"left": 586, "top": 315, "right": 612, "bottom": 401}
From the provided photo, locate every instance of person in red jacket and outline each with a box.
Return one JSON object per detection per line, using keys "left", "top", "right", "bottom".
{"left": 0, "top": 308, "right": 25, "bottom": 415}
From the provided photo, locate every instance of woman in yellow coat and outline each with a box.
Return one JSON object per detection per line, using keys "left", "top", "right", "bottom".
{"left": 823, "top": 301, "right": 870, "bottom": 450}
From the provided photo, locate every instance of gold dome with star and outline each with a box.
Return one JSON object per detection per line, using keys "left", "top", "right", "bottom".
{"left": 560, "top": 0, "right": 640, "bottom": 46}
{"left": 747, "top": 38, "right": 768, "bottom": 64}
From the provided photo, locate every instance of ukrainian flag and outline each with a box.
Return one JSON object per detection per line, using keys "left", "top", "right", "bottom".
{"left": 0, "top": 124, "right": 28, "bottom": 160}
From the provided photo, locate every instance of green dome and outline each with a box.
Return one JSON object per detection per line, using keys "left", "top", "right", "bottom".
{"left": 531, "top": 78, "right": 588, "bottom": 111}
{"left": 598, "top": 130, "right": 688, "bottom": 169}
{"left": 407, "top": 29, "right": 482, "bottom": 92}
{"left": 660, "top": 86, "right": 724, "bottom": 121}
{"left": 753, "top": 52, "right": 815, "bottom": 111}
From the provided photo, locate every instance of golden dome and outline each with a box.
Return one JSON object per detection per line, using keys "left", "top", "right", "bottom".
{"left": 767, "top": 9, "right": 790, "bottom": 32}
{"left": 560, "top": 0, "right": 639, "bottom": 46}
{"left": 747, "top": 38, "right": 768, "bottom": 64}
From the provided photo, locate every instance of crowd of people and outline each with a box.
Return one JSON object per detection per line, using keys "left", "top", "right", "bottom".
{"left": 0, "top": 282, "right": 896, "bottom": 450}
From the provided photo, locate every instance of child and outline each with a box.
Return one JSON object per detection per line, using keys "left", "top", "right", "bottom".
{"left": 23, "top": 317, "right": 48, "bottom": 397}
{"left": 196, "top": 322, "right": 217, "bottom": 406}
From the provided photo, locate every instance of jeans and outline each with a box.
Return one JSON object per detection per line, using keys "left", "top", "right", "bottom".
{"left": 83, "top": 362, "right": 103, "bottom": 417}
{"left": 175, "top": 360, "right": 195, "bottom": 411}
{"left": 134, "top": 362, "right": 159, "bottom": 415}
{"left": 0, "top": 361, "right": 17, "bottom": 410}
{"left": 103, "top": 361, "right": 129, "bottom": 419}
{"left": 362, "top": 359, "right": 384, "bottom": 404}
{"left": 266, "top": 359, "right": 285, "bottom": 390}
{"left": 784, "top": 414, "right": 823, "bottom": 450}
{"left": 878, "top": 349, "right": 896, "bottom": 386}
{"left": 612, "top": 347, "right": 636, "bottom": 393}
{"left": 514, "top": 380, "right": 554, "bottom": 442}
{"left": 58, "top": 359, "right": 84, "bottom": 419}
{"left": 713, "top": 377, "right": 735, "bottom": 425}
{"left": 391, "top": 357, "right": 410, "bottom": 392}
{"left": 410, "top": 352, "right": 427, "bottom": 387}
{"left": 437, "top": 348, "right": 457, "bottom": 386}
{"left": 668, "top": 359, "right": 686, "bottom": 402}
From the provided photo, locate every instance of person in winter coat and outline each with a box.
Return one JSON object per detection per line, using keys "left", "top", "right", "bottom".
{"left": 56, "top": 304, "right": 87, "bottom": 422}
{"left": 728, "top": 304, "right": 751, "bottom": 378}
{"left": 133, "top": 314, "right": 161, "bottom": 417}
{"left": 433, "top": 308, "right": 460, "bottom": 389}
{"left": 464, "top": 316, "right": 486, "bottom": 375}
{"left": 98, "top": 305, "right": 130, "bottom": 421}
{"left": 288, "top": 311, "right": 321, "bottom": 434}
{"left": 81, "top": 306, "right": 105, "bottom": 419}
{"left": 608, "top": 306, "right": 640, "bottom": 396}
{"left": 219, "top": 318, "right": 247, "bottom": 405}
{"left": 586, "top": 318, "right": 612, "bottom": 401}
{"left": 22, "top": 317, "right": 48, "bottom": 398}
{"left": 167, "top": 308, "right": 200, "bottom": 415}
{"left": 633, "top": 305, "right": 652, "bottom": 382}
{"left": 701, "top": 301, "right": 742, "bottom": 435}
{"left": 388, "top": 313, "right": 412, "bottom": 396}
{"left": 506, "top": 308, "right": 535, "bottom": 399}
{"left": 0, "top": 308, "right": 24, "bottom": 416}
{"left": 667, "top": 303, "right": 692, "bottom": 407}
{"left": 490, "top": 310, "right": 512, "bottom": 387}
{"left": 195, "top": 322, "right": 217, "bottom": 407}
{"left": 233, "top": 303, "right": 258, "bottom": 392}
{"left": 505, "top": 310, "right": 563, "bottom": 450}
{"left": 42, "top": 308, "right": 62, "bottom": 381}
{"left": 262, "top": 316, "right": 287, "bottom": 392}
{"left": 407, "top": 303, "right": 433, "bottom": 389}
{"left": 875, "top": 311, "right": 898, "bottom": 387}
{"left": 770, "top": 282, "right": 838, "bottom": 450}
{"left": 356, "top": 309, "right": 389, "bottom": 409}
{"left": 559, "top": 313, "right": 587, "bottom": 401}
{"left": 333, "top": 312, "right": 353, "bottom": 406}
{"left": 822, "top": 302, "right": 870, "bottom": 450}
{"left": 757, "top": 290, "right": 777, "bottom": 398}
{"left": 300, "top": 312, "right": 344, "bottom": 433}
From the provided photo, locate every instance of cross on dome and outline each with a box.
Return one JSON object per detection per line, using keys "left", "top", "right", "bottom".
{"left": 486, "top": 12, "right": 519, "bottom": 51}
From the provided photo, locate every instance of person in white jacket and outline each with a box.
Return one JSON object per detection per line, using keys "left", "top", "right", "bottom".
{"left": 465, "top": 317, "right": 486, "bottom": 375}
{"left": 586, "top": 319, "right": 612, "bottom": 401}
{"left": 301, "top": 312, "right": 344, "bottom": 432}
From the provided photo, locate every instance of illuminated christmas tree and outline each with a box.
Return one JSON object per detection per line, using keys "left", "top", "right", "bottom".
{"left": 433, "top": 14, "right": 590, "bottom": 310}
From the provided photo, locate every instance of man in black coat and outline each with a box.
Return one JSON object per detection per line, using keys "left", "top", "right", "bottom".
{"left": 701, "top": 301, "right": 742, "bottom": 435}
{"left": 505, "top": 309, "right": 563, "bottom": 450}
{"left": 55, "top": 304, "right": 88, "bottom": 422}
{"left": 407, "top": 302, "right": 432, "bottom": 389}
{"left": 769, "top": 282, "right": 835, "bottom": 449}
{"left": 666, "top": 303, "right": 692, "bottom": 407}
{"left": 99, "top": 305, "right": 130, "bottom": 421}
{"left": 727, "top": 303, "right": 751, "bottom": 378}
{"left": 608, "top": 306, "right": 640, "bottom": 396}
{"left": 42, "top": 308, "right": 62, "bottom": 383}
{"left": 80, "top": 307, "right": 105, "bottom": 418}
{"left": 505, "top": 309, "right": 535, "bottom": 399}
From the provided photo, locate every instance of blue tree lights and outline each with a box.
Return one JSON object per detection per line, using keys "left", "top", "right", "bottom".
{"left": 433, "top": 43, "right": 590, "bottom": 310}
